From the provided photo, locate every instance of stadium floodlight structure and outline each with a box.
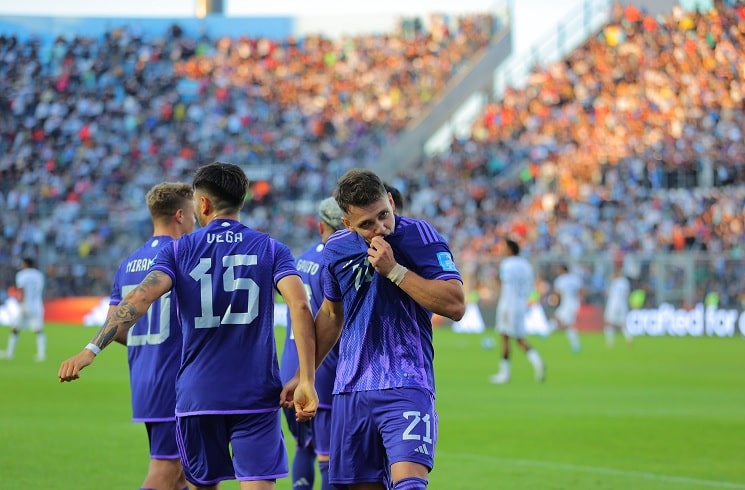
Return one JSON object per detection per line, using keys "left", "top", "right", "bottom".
{"left": 196, "top": 0, "right": 223, "bottom": 18}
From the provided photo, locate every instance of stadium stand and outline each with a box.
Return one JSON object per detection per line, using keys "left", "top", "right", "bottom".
{"left": 0, "top": 13, "right": 499, "bottom": 298}
{"left": 394, "top": 1, "right": 745, "bottom": 308}
{"left": 2, "top": 1, "right": 744, "bottom": 313}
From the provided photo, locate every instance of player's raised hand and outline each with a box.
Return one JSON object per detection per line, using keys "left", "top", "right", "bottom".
{"left": 58, "top": 349, "right": 96, "bottom": 382}
{"left": 368, "top": 235, "right": 396, "bottom": 274}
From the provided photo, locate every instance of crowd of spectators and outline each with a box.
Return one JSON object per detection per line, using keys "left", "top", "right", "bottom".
{"left": 2, "top": 1, "right": 745, "bottom": 309}
{"left": 0, "top": 13, "right": 497, "bottom": 298}
{"left": 393, "top": 1, "right": 745, "bottom": 308}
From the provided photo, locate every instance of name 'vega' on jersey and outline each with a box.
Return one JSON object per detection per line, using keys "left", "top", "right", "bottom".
{"left": 151, "top": 220, "right": 298, "bottom": 415}
{"left": 110, "top": 236, "right": 181, "bottom": 422}
{"left": 322, "top": 215, "right": 462, "bottom": 395}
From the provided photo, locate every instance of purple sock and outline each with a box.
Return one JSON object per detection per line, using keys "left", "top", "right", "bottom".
{"left": 291, "top": 445, "right": 316, "bottom": 489}
{"left": 319, "top": 459, "right": 333, "bottom": 490}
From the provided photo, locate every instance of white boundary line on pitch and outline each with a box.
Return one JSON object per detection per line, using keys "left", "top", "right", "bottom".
{"left": 440, "top": 452, "right": 745, "bottom": 489}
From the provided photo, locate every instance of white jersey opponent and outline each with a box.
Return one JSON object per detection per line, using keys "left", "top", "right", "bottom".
{"left": 496, "top": 255, "right": 534, "bottom": 338}
{"left": 604, "top": 275, "right": 631, "bottom": 326}
{"left": 16, "top": 267, "right": 45, "bottom": 331}
{"left": 553, "top": 271, "right": 583, "bottom": 327}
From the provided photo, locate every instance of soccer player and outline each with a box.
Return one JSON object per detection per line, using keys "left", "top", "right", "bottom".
{"left": 107, "top": 182, "right": 195, "bottom": 490}
{"left": 550, "top": 264, "right": 585, "bottom": 353}
{"left": 286, "top": 168, "right": 465, "bottom": 490}
{"left": 489, "top": 238, "right": 545, "bottom": 384}
{"left": 384, "top": 183, "right": 406, "bottom": 212}
{"left": 59, "top": 162, "right": 319, "bottom": 490}
{"left": 280, "top": 197, "right": 344, "bottom": 490}
{"left": 1, "top": 257, "right": 46, "bottom": 361}
{"left": 604, "top": 263, "right": 632, "bottom": 347}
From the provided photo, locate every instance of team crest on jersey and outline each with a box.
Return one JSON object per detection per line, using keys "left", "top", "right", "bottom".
{"left": 437, "top": 252, "right": 457, "bottom": 271}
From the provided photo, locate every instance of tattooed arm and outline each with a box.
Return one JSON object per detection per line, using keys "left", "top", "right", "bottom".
{"left": 58, "top": 271, "right": 173, "bottom": 382}
{"left": 104, "top": 305, "right": 129, "bottom": 346}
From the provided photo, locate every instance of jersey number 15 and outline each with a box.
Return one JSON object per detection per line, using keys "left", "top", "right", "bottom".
{"left": 189, "top": 255, "right": 260, "bottom": 329}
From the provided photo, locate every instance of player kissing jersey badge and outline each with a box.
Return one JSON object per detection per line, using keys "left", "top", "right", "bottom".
{"left": 437, "top": 252, "right": 457, "bottom": 271}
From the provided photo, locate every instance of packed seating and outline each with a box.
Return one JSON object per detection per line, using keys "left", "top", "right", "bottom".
{"left": 0, "top": 14, "right": 497, "bottom": 298}
{"left": 392, "top": 1, "right": 745, "bottom": 306}
{"left": 2, "top": 2, "right": 744, "bottom": 306}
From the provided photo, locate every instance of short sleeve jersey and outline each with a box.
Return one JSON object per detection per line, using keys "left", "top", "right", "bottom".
{"left": 606, "top": 276, "right": 631, "bottom": 314}
{"left": 498, "top": 256, "right": 534, "bottom": 311}
{"left": 16, "top": 267, "right": 44, "bottom": 311}
{"left": 110, "top": 236, "right": 181, "bottom": 421}
{"left": 151, "top": 219, "right": 299, "bottom": 416}
{"left": 322, "top": 215, "right": 462, "bottom": 395}
{"left": 280, "top": 241, "right": 339, "bottom": 408}
{"left": 554, "top": 272, "right": 583, "bottom": 309}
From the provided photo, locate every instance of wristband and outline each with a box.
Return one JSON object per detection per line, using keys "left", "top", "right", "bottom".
{"left": 387, "top": 264, "right": 409, "bottom": 286}
{"left": 85, "top": 343, "right": 102, "bottom": 356}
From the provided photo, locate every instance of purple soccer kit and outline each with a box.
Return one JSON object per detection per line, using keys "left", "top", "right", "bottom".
{"left": 281, "top": 241, "right": 339, "bottom": 405}
{"left": 322, "top": 215, "right": 462, "bottom": 485}
{"left": 280, "top": 241, "right": 340, "bottom": 454}
{"left": 150, "top": 219, "right": 298, "bottom": 485}
{"left": 110, "top": 235, "right": 181, "bottom": 459}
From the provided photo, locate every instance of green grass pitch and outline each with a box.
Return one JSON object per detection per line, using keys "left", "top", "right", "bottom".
{"left": 0, "top": 324, "right": 743, "bottom": 489}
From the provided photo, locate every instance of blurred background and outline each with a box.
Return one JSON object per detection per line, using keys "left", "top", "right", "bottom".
{"left": 0, "top": 0, "right": 742, "bottom": 335}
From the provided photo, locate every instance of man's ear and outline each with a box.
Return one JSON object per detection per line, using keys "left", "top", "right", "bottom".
{"left": 199, "top": 195, "right": 212, "bottom": 215}
{"left": 342, "top": 217, "right": 352, "bottom": 230}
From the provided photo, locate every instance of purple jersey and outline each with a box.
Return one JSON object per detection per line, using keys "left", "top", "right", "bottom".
{"left": 322, "top": 215, "right": 462, "bottom": 395}
{"left": 280, "top": 241, "right": 339, "bottom": 408}
{"left": 110, "top": 236, "right": 181, "bottom": 422}
{"left": 151, "top": 219, "right": 298, "bottom": 415}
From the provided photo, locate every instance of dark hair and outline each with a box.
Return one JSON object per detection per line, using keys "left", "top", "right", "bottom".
{"left": 146, "top": 182, "right": 193, "bottom": 220}
{"left": 193, "top": 162, "right": 248, "bottom": 212}
{"left": 22, "top": 257, "right": 35, "bottom": 268}
{"left": 384, "top": 183, "right": 405, "bottom": 212}
{"left": 505, "top": 238, "right": 520, "bottom": 256}
{"left": 334, "top": 168, "right": 387, "bottom": 213}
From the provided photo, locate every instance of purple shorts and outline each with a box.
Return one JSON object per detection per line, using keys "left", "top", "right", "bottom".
{"left": 176, "top": 412, "right": 288, "bottom": 486}
{"left": 311, "top": 408, "right": 332, "bottom": 457}
{"left": 329, "top": 387, "right": 437, "bottom": 486}
{"left": 145, "top": 421, "right": 180, "bottom": 460}
{"left": 283, "top": 406, "right": 313, "bottom": 449}
{"left": 282, "top": 407, "right": 332, "bottom": 457}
